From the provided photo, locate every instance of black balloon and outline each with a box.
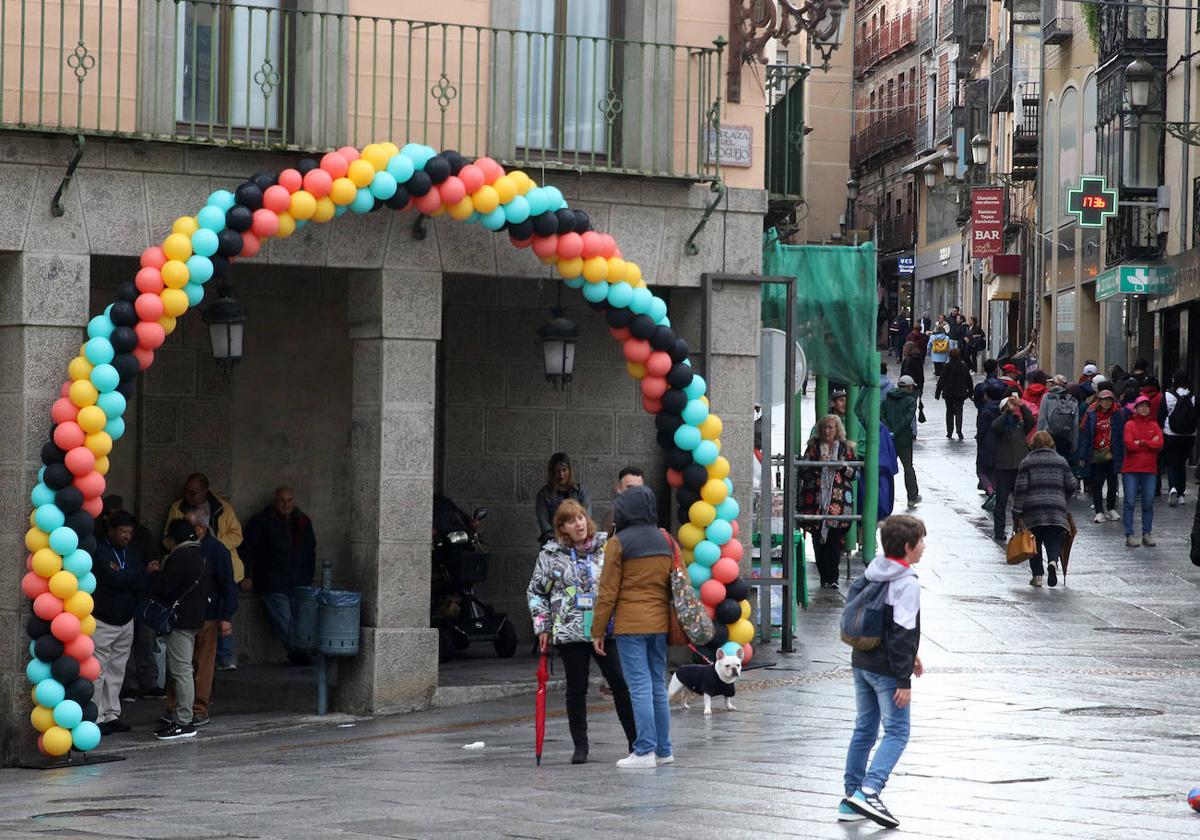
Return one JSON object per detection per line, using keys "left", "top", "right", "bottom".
{"left": 370, "top": 198, "right": 385, "bottom": 213}
{"left": 650, "top": 326, "right": 677, "bottom": 351}
{"left": 709, "top": 621, "right": 729, "bottom": 648}
{"left": 443, "top": 150, "right": 466, "bottom": 174}
{"left": 406, "top": 170, "right": 432, "bottom": 197}
{"left": 676, "top": 505, "right": 691, "bottom": 524}
{"left": 217, "top": 228, "right": 243, "bottom": 257}
{"left": 33, "top": 635, "right": 64, "bottom": 663}
{"left": 656, "top": 429, "right": 676, "bottom": 450}
{"left": 508, "top": 218, "right": 534, "bottom": 241}
{"left": 296, "top": 158, "right": 319, "bottom": 174}
{"left": 714, "top": 598, "right": 741, "bottom": 625}
{"left": 116, "top": 379, "right": 137, "bottom": 402}
{"left": 669, "top": 339, "right": 691, "bottom": 365}
{"left": 112, "top": 353, "right": 140, "bottom": 383}
{"left": 41, "top": 441, "right": 65, "bottom": 466}
{"left": 51, "top": 656, "right": 80, "bottom": 685}
{"left": 574, "top": 210, "right": 591, "bottom": 232}
{"left": 676, "top": 487, "right": 700, "bottom": 509}
{"left": 116, "top": 281, "right": 139, "bottom": 304}
{"left": 250, "top": 171, "right": 276, "bottom": 191}
{"left": 532, "top": 211, "right": 558, "bottom": 237}
{"left": 226, "top": 205, "right": 253, "bottom": 233}
{"left": 210, "top": 254, "right": 233, "bottom": 280}
{"left": 81, "top": 701, "right": 98, "bottom": 723}
{"left": 109, "top": 300, "right": 137, "bottom": 327}
{"left": 43, "top": 463, "right": 73, "bottom": 490}
{"left": 667, "top": 448, "right": 693, "bottom": 471}
{"left": 725, "top": 577, "right": 750, "bottom": 602}
{"left": 666, "top": 363, "right": 694, "bottom": 389}
{"left": 55, "top": 486, "right": 84, "bottom": 515}
{"left": 554, "top": 208, "right": 577, "bottom": 234}
{"left": 661, "top": 389, "right": 688, "bottom": 415}
{"left": 234, "top": 181, "right": 264, "bottom": 211}
{"left": 110, "top": 325, "right": 138, "bottom": 354}
{"left": 384, "top": 185, "right": 411, "bottom": 209}
{"left": 78, "top": 534, "right": 97, "bottom": 555}
{"left": 65, "top": 677, "right": 94, "bottom": 704}
{"left": 655, "top": 412, "right": 684, "bottom": 434}
{"left": 26, "top": 615, "right": 51, "bottom": 640}
{"left": 605, "top": 308, "right": 634, "bottom": 328}
{"left": 65, "top": 509, "right": 94, "bottom": 540}
{"left": 424, "top": 155, "right": 451, "bottom": 184}
{"left": 629, "top": 315, "right": 655, "bottom": 340}
{"left": 682, "top": 463, "right": 708, "bottom": 490}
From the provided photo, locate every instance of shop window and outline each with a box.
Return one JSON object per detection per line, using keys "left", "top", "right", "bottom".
{"left": 1057, "top": 223, "right": 1076, "bottom": 289}
{"left": 1104, "top": 297, "right": 1129, "bottom": 370}
{"left": 1059, "top": 87, "right": 1078, "bottom": 217}
{"left": 1056, "top": 289, "right": 1076, "bottom": 376}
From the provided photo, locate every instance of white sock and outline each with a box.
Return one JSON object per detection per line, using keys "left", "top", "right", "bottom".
{"left": 860, "top": 787, "right": 878, "bottom": 795}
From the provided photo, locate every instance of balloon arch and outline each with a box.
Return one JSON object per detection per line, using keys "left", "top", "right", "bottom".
{"left": 18, "top": 142, "right": 751, "bottom": 755}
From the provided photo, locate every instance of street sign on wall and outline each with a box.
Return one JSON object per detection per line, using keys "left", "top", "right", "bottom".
{"left": 1094, "top": 265, "right": 1174, "bottom": 301}
{"left": 898, "top": 256, "right": 915, "bottom": 274}
{"left": 970, "top": 188, "right": 1004, "bottom": 258}
{"left": 1067, "top": 176, "right": 1118, "bottom": 228}
{"left": 706, "top": 125, "right": 753, "bottom": 167}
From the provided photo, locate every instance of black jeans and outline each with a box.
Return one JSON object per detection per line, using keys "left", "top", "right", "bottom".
{"left": 1029, "top": 525, "right": 1065, "bottom": 578}
{"left": 1163, "top": 434, "right": 1194, "bottom": 495}
{"left": 557, "top": 641, "right": 637, "bottom": 753}
{"left": 945, "top": 399, "right": 964, "bottom": 437}
{"left": 1091, "top": 460, "right": 1118, "bottom": 513}
{"left": 993, "top": 468, "right": 1018, "bottom": 539}
{"left": 896, "top": 440, "right": 919, "bottom": 503}
{"left": 812, "top": 526, "right": 849, "bottom": 586}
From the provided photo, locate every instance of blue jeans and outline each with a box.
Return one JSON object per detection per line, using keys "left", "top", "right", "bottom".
{"left": 216, "top": 630, "right": 235, "bottom": 667}
{"left": 844, "top": 668, "right": 910, "bottom": 796}
{"left": 261, "top": 592, "right": 295, "bottom": 651}
{"left": 615, "top": 634, "right": 671, "bottom": 757}
{"left": 1122, "top": 472, "right": 1156, "bottom": 536}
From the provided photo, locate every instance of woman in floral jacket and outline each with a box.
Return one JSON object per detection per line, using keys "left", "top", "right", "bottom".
{"left": 799, "top": 414, "right": 860, "bottom": 590}
{"left": 527, "top": 499, "right": 636, "bottom": 764}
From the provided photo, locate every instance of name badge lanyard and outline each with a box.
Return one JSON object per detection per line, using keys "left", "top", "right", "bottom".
{"left": 570, "top": 548, "right": 594, "bottom": 594}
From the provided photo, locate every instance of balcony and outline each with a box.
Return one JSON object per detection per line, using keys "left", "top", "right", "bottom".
{"left": 939, "top": 1, "right": 955, "bottom": 42}
{"left": 877, "top": 212, "right": 915, "bottom": 253}
{"left": 854, "top": 11, "right": 916, "bottom": 79}
{"left": 919, "top": 0, "right": 935, "bottom": 53}
{"left": 958, "top": 0, "right": 989, "bottom": 55}
{"left": 1010, "top": 85, "right": 1039, "bottom": 181}
{"left": 850, "top": 105, "right": 917, "bottom": 167}
{"left": 990, "top": 42, "right": 1013, "bottom": 113}
{"left": 1098, "top": 0, "right": 1165, "bottom": 64}
{"left": 1106, "top": 201, "right": 1163, "bottom": 266}
{"left": 0, "top": 1, "right": 724, "bottom": 180}
{"left": 1042, "top": 0, "right": 1074, "bottom": 44}
{"left": 765, "top": 65, "right": 806, "bottom": 201}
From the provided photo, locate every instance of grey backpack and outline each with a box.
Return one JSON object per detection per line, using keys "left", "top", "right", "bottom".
{"left": 840, "top": 575, "right": 889, "bottom": 651}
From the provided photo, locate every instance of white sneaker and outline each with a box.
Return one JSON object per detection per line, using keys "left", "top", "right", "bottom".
{"left": 1093, "top": 512, "right": 1105, "bottom": 524}
{"left": 1169, "top": 489, "right": 1179, "bottom": 507}
{"left": 616, "top": 752, "right": 657, "bottom": 769}
{"left": 1106, "top": 509, "right": 1121, "bottom": 521}
{"left": 655, "top": 754, "right": 674, "bottom": 766}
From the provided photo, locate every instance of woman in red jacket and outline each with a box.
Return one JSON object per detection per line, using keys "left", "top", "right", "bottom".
{"left": 1122, "top": 395, "right": 1163, "bottom": 547}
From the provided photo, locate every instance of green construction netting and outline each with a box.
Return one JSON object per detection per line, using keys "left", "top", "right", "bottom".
{"left": 762, "top": 234, "right": 878, "bottom": 388}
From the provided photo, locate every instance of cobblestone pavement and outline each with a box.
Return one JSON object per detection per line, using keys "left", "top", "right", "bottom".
{"left": 3, "top": 365, "right": 1200, "bottom": 838}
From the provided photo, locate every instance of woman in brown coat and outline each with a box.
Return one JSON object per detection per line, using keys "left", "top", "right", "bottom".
{"left": 591, "top": 485, "right": 673, "bottom": 769}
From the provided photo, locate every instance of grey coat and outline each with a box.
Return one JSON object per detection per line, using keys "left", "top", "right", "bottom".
{"left": 991, "top": 403, "right": 1035, "bottom": 470}
{"left": 1012, "top": 448, "right": 1078, "bottom": 531}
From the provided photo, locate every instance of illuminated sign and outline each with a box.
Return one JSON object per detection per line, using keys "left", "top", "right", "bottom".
{"left": 1067, "top": 177, "right": 1118, "bottom": 228}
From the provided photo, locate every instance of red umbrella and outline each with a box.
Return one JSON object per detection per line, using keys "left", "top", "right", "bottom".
{"left": 534, "top": 649, "right": 549, "bottom": 766}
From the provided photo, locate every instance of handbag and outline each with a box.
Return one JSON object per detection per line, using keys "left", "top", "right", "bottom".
{"left": 918, "top": 399, "right": 927, "bottom": 424}
{"left": 661, "top": 529, "right": 715, "bottom": 646}
{"left": 1005, "top": 528, "right": 1038, "bottom": 565}
{"left": 137, "top": 553, "right": 207, "bottom": 636}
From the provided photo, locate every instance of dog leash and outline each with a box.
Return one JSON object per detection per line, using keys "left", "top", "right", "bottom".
{"left": 688, "top": 643, "right": 714, "bottom": 666}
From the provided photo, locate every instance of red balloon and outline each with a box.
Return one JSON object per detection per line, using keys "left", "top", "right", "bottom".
{"left": 337, "top": 145, "right": 360, "bottom": 162}
{"left": 277, "top": 168, "right": 303, "bottom": 193}
{"left": 414, "top": 187, "right": 444, "bottom": 215}
{"left": 65, "top": 446, "right": 96, "bottom": 477}
{"left": 64, "top": 633, "right": 94, "bottom": 661}
{"left": 21, "top": 571, "right": 49, "bottom": 599}
{"left": 458, "top": 163, "right": 485, "bottom": 194}
{"left": 712, "top": 557, "right": 739, "bottom": 584}
{"left": 623, "top": 339, "right": 652, "bottom": 364}
{"left": 598, "top": 233, "right": 618, "bottom": 258}
{"left": 510, "top": 236, "right": 532, "bottom": 249}
{"left": 26, "top": 553, "right": 33, "bottom": 571}
{"left": 532, "top": 235, "right": 558, "bottom": 258}
{"left": 320, "top": 151, "right": 349, "bottom": 178}
{"left": 730, "top": 519, "right": 740, "bottom": 539}
{"left": 37, "top": 734, "right": 46, "bottom": 756}
{"left": 132, "top": 347, "right": 155, "bottom": 370}
{"left": 51, "top": 398, "right": 78, "bottom": 425}
{"left": 51, "top": 611, "right": 81, "bottom": 642}
{"left": 646, "top": 351, "right": 672, "bottom": 378}
{"left": 439, "top": 175, "right": 466, "bottom": 205}
{"left": 135, "top": 321, "right": 166, "bottom": 351}
{"left": 33, "top": 592, "right": 63, "bottom": 620}
{"left": 239, "top": 231, "right": 261, "bottom": 258}
{"left": 60, "top": 381, "right": 71, "bottom": 398}
{"left": 640, "top": 376, "right": 669, "bottom": 399}
{"left": 580, "top": 231, "right": 603, "bottom": 259}
{"left": 609, "top": 327, "right": 631, "bottom": 342}
{"left": 557, "top": 232, "right": 583, "bottom": 260}
{"left": 135, "top": 292, "right": 165, "bottom": 323}
{"left": 302, "top": 168, "right": 333, "bottom": 198}
{"left": 78, "top": 656, "right": 101, "bottom": 681}
{"left": 666, "top": 468, "right": 684, "bottom": 488}
{"left": 475, "top": 156, "right": 503, "bottom": 184}
{"left": 741, "top": 643, "right": 753, "bottom": 663}
{"left": 135, "top": 266, "right": 164, "bottom": 294}
{"left": 703, "top": 603, "right": 716, "bottom": 620}
{"left": 53, "top": 422, "right": 85, "bottom": 451}
{"left": 251, "top": 208, "right": 279, "bottom": 238}
{"left": 74, "top": 471, "right": 106, "bottom": 500}
{"left": 724, "top": 539, "right": 744, "bottom": 562}
{"left": 700, "top": 579, "right": 727, "bottom": 607}
{"left": 641, "top": 396, "right": 663, "bottom": 414}
{"left": 82, "top": 496, "right": 103, "bottom": 518}
{"left": 263, "top": 184, "right": 292, "bottom": 214}
{"left": 139, "top": 246, "right": 166, "bottom": 269}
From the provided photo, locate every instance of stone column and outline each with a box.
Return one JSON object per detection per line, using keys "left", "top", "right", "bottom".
{"left": 335, "top": 269, "right": 441, "bottom": 715}
{"left": 0, "top": 252, "right": 89, "bottom": 766}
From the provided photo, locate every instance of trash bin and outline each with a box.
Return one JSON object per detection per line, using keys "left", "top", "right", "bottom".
{"left": 316, "top": 590, "right": 361, "bottom": 656}
{"left": 291, "top": 586, "right": 320, "bottom": 652}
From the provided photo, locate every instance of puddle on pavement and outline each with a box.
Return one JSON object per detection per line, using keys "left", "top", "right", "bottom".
{"left": 1060, "top": 705, "right": 1163, "bottom": 718}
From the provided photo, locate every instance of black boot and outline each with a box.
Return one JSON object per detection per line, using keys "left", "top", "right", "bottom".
{"left": 566, "top": 696, "right": 588, "bottom": 764}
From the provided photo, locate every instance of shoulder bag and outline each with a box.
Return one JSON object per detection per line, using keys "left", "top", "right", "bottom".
{"left": 137, "top": 554, "right": 207, "bottom": 635}
{"left": 1005, "top": 528, "right": 1038, "bottom": 565}
{"left": 661, "top": 529, "right": 715, "bottom": 647}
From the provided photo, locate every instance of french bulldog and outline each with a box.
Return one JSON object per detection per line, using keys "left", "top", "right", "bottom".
{"left": 668, "top": 648, "right": 744, "bottom": 715}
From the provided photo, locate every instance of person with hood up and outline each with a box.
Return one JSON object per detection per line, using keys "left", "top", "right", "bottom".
{"left": 1160, "top": 370, "right": 1197, "bottom": 505}
{"left": 1077, "top": 389, "right": 1124, "bottom": 523}
{"left": 976, "top": 381, "right": 1007, "bottom": 497}
{"left": 904, "top": 325, "right": 927, "bottom": 358}
{"left": 990, "top": 390, "right": 1035, "bottom": 542}
{"left": 883, "top": 376, "right": 920, "bottom": 508}
{"left": 1036, "top": 375, "right": 1080, "bottom": 463}
{"left": 927, "top": 325, "right": 952, "bottom": 377}
{"left": 527, "top": 499, "right": 636, "bottom": 764}
{"left": 1012, "top": 432, "right": 1078, "bottom": 587}
{"left": 934, "top": 348, "right": 972, "bottom": 440}
{"left": 590, "top": 485, "right": 674, "bottom": 769}
{"left": 1121, "top": 395, "right": 1163, "bottom": 547}
{"left": 1022, "top": 370, "right": 1049, "bottom": 416}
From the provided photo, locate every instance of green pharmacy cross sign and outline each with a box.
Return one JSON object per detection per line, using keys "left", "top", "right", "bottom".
{"left": 1067, "top": 176, "right": 1118, "bottom": 228}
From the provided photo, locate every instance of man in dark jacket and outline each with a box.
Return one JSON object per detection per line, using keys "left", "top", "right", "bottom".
{"left": 883, "top": 377, "right": 920, "bottom": 508}
{"left": 972, "top": 358, "right": 1001, "bottom": 409}
{"left": 975, "top": 382, "right": 1005, "bottom": 494}
{"left": 92, "top": 510, "right": 153, "bottom": 734}
{"left": 243, "top": 486, "right": 317, "bottom": 664}
{"left": 934, "top": 348, "right": 973, "bottom": 440}
{"left": 990, "top": 393, "right": 1035, "bottom": 541}
{"left": 151, "top": 519, "right": 209, "bottom": 740}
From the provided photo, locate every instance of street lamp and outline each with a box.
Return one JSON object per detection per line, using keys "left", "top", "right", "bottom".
{"left": 941, "top": 150, "right": 958, "bottom": 180}
{"left": 201, "top": 285, "right": 246, "bottom": 376}
{"left": 1125, "top": 58, "right": 1155, "bottom": 114}
{"left": 536, "top": 306, "right": 579, "bottom": 387}
{"left": 970, "top": 133, "right": 990, "bottom": 167}
{"left": 845, "top": 177, "right": 859, "bottom": 202}
{"left": 923, "top": 162, "right": 939, "bottom": 189}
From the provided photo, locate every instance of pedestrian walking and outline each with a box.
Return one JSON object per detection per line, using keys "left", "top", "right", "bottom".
{"left": 928, "top": 326, "right": 951, "bottom": 377}
{"left": 883, "top": 376, "right": 920, "bottom": 508}
{"left": 1012, "top": 432, "right": 1078, "bottom": 588}
{"left": 990, "top": 391, "right": 1034, "bottom": 542}
{"left": 1160, "top": 371, "right": 1197, "bottom": 505}
{"left": 1122, "top": 395, "right": 1163, "bottom": 547}
{"left": 1037, "top": 375, "right": 1080, "bottom": 463}
{"left": 527, "top": 500, "right": 637, "bottom": 764}
{"left": 590, "top": 485, "right": 673, "bottom": 769}
{"left": 900, "top": 342, "right": 924, "bottom": 395}
{"left": 973, "top": 358, "right": 1001, "bottom": 409}
{"left": 964, "top": 317, "right": 985, "bottom": 372}
{"left": 889, "top": 311, "right": 910, "bottom": 360}
{"left": 799, "top": 415, "right": 860, "bottom": 590}
{"left": 976, "top": 382, "right": 1006, "bottom": 496}
{"left": 933, "top": 348, "right": 972, "bottom": 440}
{"left": 839, "top": 514, "right": 925, "bottom": 829}
{"left": 1077, "top": 389, "right": 1123, "bottom": 523}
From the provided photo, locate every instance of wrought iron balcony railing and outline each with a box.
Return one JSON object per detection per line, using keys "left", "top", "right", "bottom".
{"left": 849, "top": 104, "right": 916, "bottom": 167}
{"left": 766, "top": 64, "right": 807, "bottom": 201}
{"left": 1098, "top": 0, "right": 1165, "bottom": 63}
{"left": 1106, "top": 201, "right": 1163, "bottom": 266}
{"left": 990, "top": 41, "right": 1012, "bottom": 113}
{"left": 877, "top": 212, "right": 915, "bottom": 253}
{"left": 1042, "top": 0, "right": 1074, "bottom": 44}
{"left": 0, "top": 0, "right": 725, "bottom": 180}
{"left": 854, "top": 10, "right": 916, "bottom": 79}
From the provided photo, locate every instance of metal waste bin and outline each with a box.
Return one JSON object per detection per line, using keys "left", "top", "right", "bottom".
{"left": 316, "top": 590, "right": 361, "bottom": 656}
{"left": 291, "top": 586, "right": 320, "bottom": 652}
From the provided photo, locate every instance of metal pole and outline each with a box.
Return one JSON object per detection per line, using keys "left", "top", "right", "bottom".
{"left": 863, "top": 351, "right": 882, "bottom": 563}
{"left": 317, "top": 560, "right": 332, "bottom": 716}
{"left": 781, "top": 275, "right": 797, "bottom": 648}
{"left": 757, "top": 332, "right": 774, "bottom": 646}
{"left": 845, "top": 383, "right": 861, "bottom": 550}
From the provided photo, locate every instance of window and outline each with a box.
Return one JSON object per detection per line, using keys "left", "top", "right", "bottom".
{"left": 926, "top": 190, "right": 958, "bottom": 241}
{"left": 1057, "top": 223, "right": 1076, "bottom": 289}
{"left": 1104, "top": 298, "right": 1129, "bottom": 370}
{"left": 1056, "top": 289, "right": 1076, "bottom": 376}
{"left": 515, "top": 0, "right": 617, "bottom": 156}
{"left": 1043, "top": 98, "right": 1056, "bottom": 232}
{"left": 1122, "top": 115, "right": 1163, "bottom": 188}
{"left": 1083, "top": 76, "right": 1097, "bottom": 175}
{"left": 1059, "top": 87, "right": 1078, "bottom": 217}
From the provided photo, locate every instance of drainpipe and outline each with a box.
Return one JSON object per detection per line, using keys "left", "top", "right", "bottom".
{"left": 1181, "top": 3, "right": 1192, "bottom": 254}
{"left": 1035, "top": 27, "right": 1046, "bottom": 351}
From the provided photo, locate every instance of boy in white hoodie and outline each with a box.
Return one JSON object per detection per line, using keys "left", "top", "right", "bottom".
{"left": 839, "top": 515, "right": 925, "bottom": 829}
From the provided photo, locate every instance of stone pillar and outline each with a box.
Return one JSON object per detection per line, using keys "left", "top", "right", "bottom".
{"left": 621, "top": 0, "right": 678, "bottom": 174}
{"left": 291, "top": 0, "right": 350, "bottom": 150}
{"left": 335, "top": 269, "right": 440, "bottom": 715}
{"left": 0, "top": 253, "right": 89, "bottom": 766}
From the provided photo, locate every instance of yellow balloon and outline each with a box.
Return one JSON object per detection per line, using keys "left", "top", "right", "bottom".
{"left": 689, "top": 500, "right": 717, "bottom": 528}
{"left": 677, "top": 522, "right": 705, "bottom": 549}
{"left": 700, "top": 395, "right": 709, "bottom": 405}
{"left": 380, "top": 142, "right": 400, "bottom": 158}
{"left": 624, "top": 261, "right": 643, "bottom": 284}
{"left": 728, "top": 618, "right": 754, "bottom": 645}
{"left": 289, "top": 190, "right": 317, "bottom": 221}
{"left": 276, "top": 212, "right": 296, "bottom": 239}
{"left": 161, "top": 259, "right": 190, "bottom": 289}
{"left": 28, "top": 509, "right": 37, "bottom": 528}
{"left": 158, "top": 314, "right": 178, "bottom": 335}
{"left": 680, "top": 547, "right": 695, "bottom": 565}
{"left": 31, "top": 685, "right": 38, "bottom": 705}
{"left": 699, "top": 414, "right": 724, "bottom": 441}
{"left": 557, "top": 257, "right": 584, "bottom": 279}
{"left": 48, "top": 570, "right": 78, "bottom": 600}
{"left": 64, "top": 590, "right": 94, "bottom": 619}
{"left": 161, "top": 288, "right": 189, "bottom": 318}
{"left": 631, "top": 277, "right": 647, "bottom": 289}
{"left": 330, "top": 177, "right": 358, "bottom": 206}
{"left": 85, "top": 431, "right": 113, "bottom": 458}
{"left": 493, "top": 175, "right": 517, "bottom": 204}
{"left": 42, "top": 726, "right": 73, "bottom": 756}
{"left": 79, "top": 613, "right": 96, "bottom": 636}
{"left": 162, "top": 232, "right": 193, "bottom": 262}
{"left": 471, "top": 185, "right": 499, "bottom": 214}
{"left": 607, "top": 257, "right": 626, "bottom": 281}
{"left": 69, "top": 379, "right": 98, "bottom": 408}
{"left": 32, "top": 547, "right": 62, "bottom": 578}
{"left": 739, "top": 599, "right": 751, "bottom": 621}
{"left": 626, "top": 361, "right": 647, "bottom": 379}
{"left": 361, "top": 143, "right": 389, "bottom": 171}
{"left": 510, "top": 170, "right": 533, "bottom": 195}
{"left": 94, "top": 455, "right": 110, "bottom": 476}
{"left": 30, "top": 705, "right": 54, "bottom": 733}
{"left": 67, "top": 356, "right": 93, "bottom": 382}
{"left": 582, "top": 256, "right": 609, "bottom": 283}
{"left": 76, "top": 405, "right": 107, "bottom": 434}
{"left": 25, "top": 527, "right": 49, "bottom": 553}
{"left": 312, "top": 196, "right": 336, "bottom": 223}
{"left": 172, "top": 215, "right": 199, "bottom": 236}
{"left": 347, "top": 159, "right": 376, "bottom": 188}
{"left": 707, "top": 456, "right": 731, "bottom": 480}
{"left": 700, "top": 478, "right": 729, "bottom": 506}
{"left": 448, "top": 196, "right": 475, "bottom": 221}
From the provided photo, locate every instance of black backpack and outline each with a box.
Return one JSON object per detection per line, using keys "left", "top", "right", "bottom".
{"left": 1169, "top": 391, "right": 1198, "bottom": 436}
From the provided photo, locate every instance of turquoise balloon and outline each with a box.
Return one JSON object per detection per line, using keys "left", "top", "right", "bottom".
{"left": 563, "top": 276, "right": 586, "bottom": 289}
{"left": 25, "top": 658, "right": 51, "bottom": 685}
{"left": 386, "top": 153, "right": 415, "bottom": 184}
{"left": 90, "top": 363, "right": 120, "bottom": 394}
{"left": 693, "top": 440, "right": 719, "bottom": 466}
{"left": 29, "top": 640, "right": 36, "bottom": 658}
{"left": 716, "top": 496, "right": 740, "bottom": 521}
{"left": 681, "top": 399, "right": 709, "bottom": 426}
{"left": 660, "top": 316, "right": 672, "bottom": 327}
{"left": 720, "top": 641, "right": 744, "bottom": 658}
{"left": 86, "top": 315, "right": 114, "bottom": 340}
{"left": 97, "top": 390, "right": 126, "bottom": 420}
{"left": 466, "top": 211, "right": 480, "bottom": 224}
{"left": 186, "top": 255, "right": 214, "bottom": 284}
{"left": 687, "top": 562, "right": 712, "bottom": 586}
{"left": 191, "top": 227, "right": 219, "bottom": 257}
{"left": 673, "top": 424, "right": 702, "bottom": 451}
{"left": 648, "top": 296, "right": 668, "bottom": 323}
{"left": 351, "top": 187, "right": 375, "bottom": 214}
{"left": 63, "top": 549, "right": 91, "bottom": 577}
{"left": 400, "top": 143, "right": 434, "bottom": 168}
{"left": 693, "top": 540, "right": 721, "bottom": 566}
{"left": 77, "top": 571, "right": 97, "bottom": 595}
{"left": 105, "top": 416, "right": 126, "bottom": 441}
{"left": 184, "top": 282, "right": 206, "bottom": 307}
{"left": 37, "top": 465, "right": 45, "bottom": 482}
{"left": 334, "top": 204, "right": 349, "bottom": 217}
{"left": 503, "top": 195, "right": 530, "bottom": 224}
{"left": 706, "top": 518, "right": 733, "bottom": 546}
{"left": 84, "top": 337, "right": 114, "bottom": 366}
{"left": 630, "top": 287, "right": 653, "bottom": 314}
{"left": 724, "top": 477, "right": 734, "bottom": 493}
{"left": 34, "top": 679, "right": 65, "bottom": 708}
{"left": 30, "top": 483, "right": 55, "bottom": 508}
{"left": 543, "top": 185, "right": 565, "bottom": 210}
{"left": 207, "top": 190, "right": 236, "bottom": 211}
{"left": 295, "top": 219, "right": 308, "bottom": 228}
{"left": 369, "top": 171, "right": 398, "bottom": 200}
{"left": 684, "top": 374, "right": 707, "bottom": 400}
{"left": 480, "top": 207, "right": 507, "bottom": 230}
{"left": 49, "top": 526, "right": 79, "bottom": 556}
{"left": 582, "top": 281, "right": 609, "bottom": 304}
{"left": 196, "top": 206, "right": 226, "bottom": 233}
{"left": 526, "top": 187, "right": 548, "bottom": 216}
{"left": 607, "top": 281, "right": 634, "bottom": 309}
{"left": 52, "top": 699, "right": 83, "bottom": 729}
{"left": 34, "top": 504, "right": 65, "bottom": 533}
{"left": 72, "top": 720, "right": 102, "bottom": 751}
